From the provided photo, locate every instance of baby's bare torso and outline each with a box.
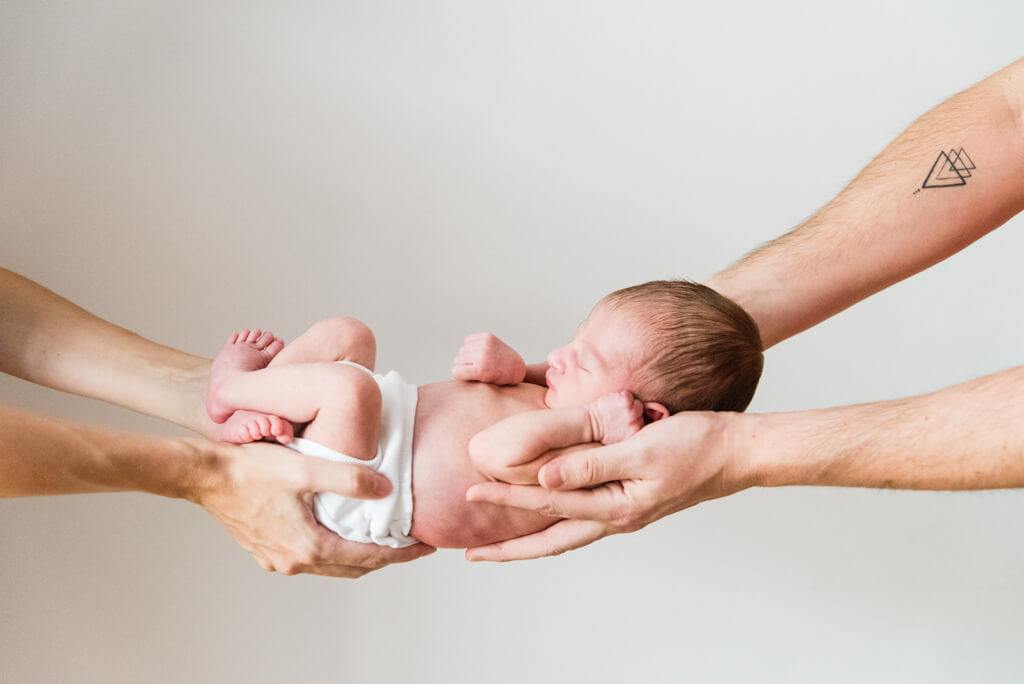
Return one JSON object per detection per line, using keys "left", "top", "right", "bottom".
{"left": 409, "top": 381, "right": 556, "bottom": 548}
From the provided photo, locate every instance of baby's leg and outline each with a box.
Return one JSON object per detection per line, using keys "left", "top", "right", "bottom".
{"left": 207, "top": 330, "right": 295, "bottom": 444}
{"left": 209, "top": 361, "right": 381, "bottom": 460}
{"left": 268, "top": 317, "right": 376, "bottom": 369}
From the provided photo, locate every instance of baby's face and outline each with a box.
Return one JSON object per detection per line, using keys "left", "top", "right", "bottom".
{"left": 544, "top": 303, "right": 650, "bottom": 409}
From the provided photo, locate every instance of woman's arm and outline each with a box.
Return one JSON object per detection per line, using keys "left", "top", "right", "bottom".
{"left": 0, "top": 403, "right": 434, "bottom": 576}
{"left": 0, "top": 267, "right": 214, "bottom": 436}
{"left": 0, "top": 268, "right": 436, "bottom": 575}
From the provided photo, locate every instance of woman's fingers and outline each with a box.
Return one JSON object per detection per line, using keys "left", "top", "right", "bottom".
{"left": 304, "top": 458, "right": 392, "bottom": 499}
{"left": 306, "top": 533, "right": 437, "bottom": 576}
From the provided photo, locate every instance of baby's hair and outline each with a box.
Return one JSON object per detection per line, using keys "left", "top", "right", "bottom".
{"left": 601, "top": 280, "right": 763, "bottom": 413}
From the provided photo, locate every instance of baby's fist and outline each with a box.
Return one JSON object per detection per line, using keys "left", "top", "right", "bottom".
{"left": 585, "top": 391, "right": 644, "bottom": 444}
{"left": 451, "top": 333, "right": 527, "bottom": 385}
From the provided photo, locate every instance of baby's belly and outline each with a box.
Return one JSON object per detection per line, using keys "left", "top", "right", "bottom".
{"left": 409, "top": 381, "right": 558, "bottom": 548}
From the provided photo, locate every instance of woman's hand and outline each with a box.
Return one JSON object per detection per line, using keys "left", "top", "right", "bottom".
{"left": 191, "top": 440, "right": 435, "bottom": 577}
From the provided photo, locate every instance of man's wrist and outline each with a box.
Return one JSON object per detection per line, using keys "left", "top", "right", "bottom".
{"left": 720, "top": 411, "right": 793, "bottom": 491}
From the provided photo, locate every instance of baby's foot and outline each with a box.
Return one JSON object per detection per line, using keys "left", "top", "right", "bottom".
{"left": 218, "top": 410, "right": 294, "bottom": 445}
{"left": 206, "top": 328, "right": 285, "bottom": 424}
{"left": 585, "top": 391, "right": 644, "bottom": 445}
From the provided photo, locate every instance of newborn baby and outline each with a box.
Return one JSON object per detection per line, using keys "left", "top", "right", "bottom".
{"left": 205, "top": 280, "right": 763, "bottom": 549}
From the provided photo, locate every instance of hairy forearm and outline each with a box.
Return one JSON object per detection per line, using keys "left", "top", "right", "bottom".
{"left": 737, "top": 365, "right": 1024, "bottom": 490}
{"left": 0, "top": 404, "right": 219, "bottom": 499}
{"left": 708, "top": 58, "right": 1024, "bottom": 349}
{"left": 0, "top": 267, "right": 213, "bottom": 435}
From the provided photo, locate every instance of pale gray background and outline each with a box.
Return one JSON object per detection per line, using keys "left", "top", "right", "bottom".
{"left": 2, "top": 2, "right": 1024, "bottom": 682}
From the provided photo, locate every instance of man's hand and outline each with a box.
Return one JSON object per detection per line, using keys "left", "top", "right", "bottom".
{"left": 451, "top": 333, "right": 527, "bottom": 385}
{"left": 463, "top": 411, "right": 749, "bottom": 561}
{"left": 191, "top": 441, "right": 435, "bottom": 577}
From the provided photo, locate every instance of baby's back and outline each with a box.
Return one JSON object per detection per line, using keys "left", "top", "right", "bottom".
{"left": 410, "top": 380, "right": 556, "bottom": 548}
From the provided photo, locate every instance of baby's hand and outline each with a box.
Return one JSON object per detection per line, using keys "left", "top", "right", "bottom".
{"left": 585, "top": 391, "right": 644, "bottom": 445}
{"left": 451, "top": 333, "right": 527, "bottom": 385}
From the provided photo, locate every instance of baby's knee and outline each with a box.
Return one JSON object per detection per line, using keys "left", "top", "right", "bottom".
{"left": 323, "top": 364, "right": 381, "bottom": 412}
{"left": 310, "top": 317, "right": 376, "bottom": 365}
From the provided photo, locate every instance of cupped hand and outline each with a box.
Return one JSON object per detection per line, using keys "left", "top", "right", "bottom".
{"left": 463, "top": 411, "right": 750, "bottom": 562}
{"left": 193, "top": 440, "right": 435, "bottom": 577}
{"left": 451, "top": 333, "right": 527, "bottom": 385}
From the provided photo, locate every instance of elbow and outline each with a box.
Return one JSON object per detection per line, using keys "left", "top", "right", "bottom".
{"left": 468, "top": 430, "right": 500, "bottom": 477}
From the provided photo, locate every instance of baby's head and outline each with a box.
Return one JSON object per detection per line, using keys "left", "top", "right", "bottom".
{"left": 544, "top": 280, "right": 763, "bottom": 421}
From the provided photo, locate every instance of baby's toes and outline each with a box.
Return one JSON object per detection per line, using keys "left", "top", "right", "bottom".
{"left": 242, "top": 421, "right": 258, "bottom": 442}
{"left": 220, "top": 416, "right": 256, "bottom": 444}
{"left": 269, "top": 415, "right": 293, "bottom": 443}
{"left": 252, "top": 415, "right": 271, "bottom": 437}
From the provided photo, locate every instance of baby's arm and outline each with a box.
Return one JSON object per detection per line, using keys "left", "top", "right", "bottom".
{"left": 469, "top": 391, "right": 644, "bottom": 485}
{"left": 451, "top": 333, "right": 526, "bottom": 384}
{"left": 451, "top": 333, "right": 550, "bottom": 386}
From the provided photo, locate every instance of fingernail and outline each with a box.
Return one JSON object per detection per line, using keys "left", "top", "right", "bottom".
{"left": 465, "top": 486, "right": 480, "bottom": 501}
{"left": 540, "top": 464, "right": 563, "bottom": 489}
{"left": 373, "top": 474, "right": 392, "bottom": 496}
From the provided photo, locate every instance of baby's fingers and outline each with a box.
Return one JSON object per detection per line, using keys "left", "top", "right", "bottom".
{"left": 452, "top": 363, "right": 483, "bottom": 381}
{"left": 453, "top": 346, "right": 483, "bottom": 365}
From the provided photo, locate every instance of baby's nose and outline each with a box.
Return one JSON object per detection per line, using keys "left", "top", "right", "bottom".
{"left": 547, "top": 348, "right": 564, "bottom": 371}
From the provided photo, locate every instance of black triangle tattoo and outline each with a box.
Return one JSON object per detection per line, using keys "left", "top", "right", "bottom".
{"left": 949, "top": 147, "right": 975, "bottom": 178}
{"left": 922, "top": 148, "right": 972, "bottom": 189}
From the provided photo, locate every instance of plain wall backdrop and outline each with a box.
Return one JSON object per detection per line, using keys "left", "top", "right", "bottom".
{"left": 3, "top": 2, "right": 1024, "bottom": 682}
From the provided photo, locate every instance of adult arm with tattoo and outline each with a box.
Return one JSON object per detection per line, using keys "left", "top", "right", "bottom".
{"left": 711, "top": 57, "right": 1024, "bottom": 350}
{"left": 464, "top": 57, "right": 1024, "bottom": 561}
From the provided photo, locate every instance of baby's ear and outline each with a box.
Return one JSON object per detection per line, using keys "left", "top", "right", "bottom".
{"left": 642, "top": 402, "right": 670, "bottom": 424}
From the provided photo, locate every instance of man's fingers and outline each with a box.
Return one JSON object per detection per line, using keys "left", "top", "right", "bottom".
{"left": 306, "top": 459, "right": 392, "bottom": 499}
{"left": 466, "top": 481, "right": 623, "bottom": 521}
{"left": 538, "top": 443, "right": 635, "bottom": 490}
{"left": 465, "top": 519, "right": 606, "bottom": 562}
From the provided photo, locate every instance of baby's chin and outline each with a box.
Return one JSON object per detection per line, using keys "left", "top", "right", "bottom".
{"left": 543, "top": 387, "right": 559, "bottom": 409}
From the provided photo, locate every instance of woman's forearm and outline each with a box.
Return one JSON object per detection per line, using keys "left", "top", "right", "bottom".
{"left": 708, "top": 58, "right": 1024, "bottom": 349}
{"left": 738, "top": 365, "right": 1024, "bottom": 491}
{"left": 0, "top": 404, "right": 215, "bottom": 498}
{"left": 0, "top": 267, "right": 214, "bottom": 435}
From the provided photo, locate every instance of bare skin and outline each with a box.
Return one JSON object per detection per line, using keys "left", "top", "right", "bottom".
{"left": 463, "top": 55, "right": 1024, "bottom": 563}
{"left": 0, "top": 269, "right": 434, "bottom": 577}
{"left": 206, "top": 307, "right": 660, "bottom": 549}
